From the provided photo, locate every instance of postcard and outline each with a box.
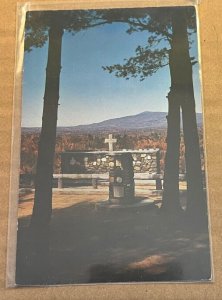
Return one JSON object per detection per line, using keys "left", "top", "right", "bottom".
{"left": 7, "top": 2, "right": 212, "bottom": 286}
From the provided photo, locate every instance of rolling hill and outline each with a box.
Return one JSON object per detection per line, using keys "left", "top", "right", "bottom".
{"left": 22, "top": 111, "right": 203, "bottom": 134}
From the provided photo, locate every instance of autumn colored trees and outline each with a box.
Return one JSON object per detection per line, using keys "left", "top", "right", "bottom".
{"left": 20, "top": 130, "right": 205, "bottom": 177}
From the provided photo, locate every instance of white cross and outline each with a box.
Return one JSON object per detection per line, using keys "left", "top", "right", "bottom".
{"left": 105, "top": 134, "right": 117, "bottom": 152}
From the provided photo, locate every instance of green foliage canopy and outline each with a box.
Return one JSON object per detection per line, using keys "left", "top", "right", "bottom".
{"left": 24, "top": 10, "right": 109, "bottom": 52}
{"left": 101, "top": 7, "right": 197, "bottom": 81}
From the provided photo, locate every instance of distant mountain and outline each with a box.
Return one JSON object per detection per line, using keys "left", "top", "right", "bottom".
{"left": 56, "top": 111, "right": 203, "bottom": 133}
{"left": 22, "top": 111, "right": 203, "bottom": 134}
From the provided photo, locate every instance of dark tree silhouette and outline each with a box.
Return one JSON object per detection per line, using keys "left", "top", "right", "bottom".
{"left": 23, "top": 10, "right": 111, "bottom": 282}
{"left": 25, "top": 10, "right": 108, "bottom": 228}
{"left": 102, "top": 7, "right": 204, "bottom": 215}
{"left": 172, "top": 10, "right": 204, "bottom": 216}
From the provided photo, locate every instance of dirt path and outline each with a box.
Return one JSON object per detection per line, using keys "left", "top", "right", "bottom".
{"left": 16, "top": 189, "right": 211, "bottom": 285}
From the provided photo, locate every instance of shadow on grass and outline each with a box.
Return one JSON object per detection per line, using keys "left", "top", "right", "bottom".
{"left": 16, "top": 199, "right": 211, "bottom": 285}
{"left": 89, "top": 260, "right": 183, "bottom": 283}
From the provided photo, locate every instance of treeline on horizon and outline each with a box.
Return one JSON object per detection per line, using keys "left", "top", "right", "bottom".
{"left": 20, "top": 129, "right": 206, "bottom": 175}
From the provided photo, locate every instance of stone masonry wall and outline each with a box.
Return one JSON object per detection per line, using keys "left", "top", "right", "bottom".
{"left": 61, "top": 150, "right": 159, "bottom": 174}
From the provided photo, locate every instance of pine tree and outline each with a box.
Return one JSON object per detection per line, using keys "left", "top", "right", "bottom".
{"left": 102, "top": 7, "right": 204, "bottom": 215}
{"left": 25, "top": 10, "right": 108, "bottom": 228}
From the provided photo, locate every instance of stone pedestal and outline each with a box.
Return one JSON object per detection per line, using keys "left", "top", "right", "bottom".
{"left": 108, "top": 153, "right": 135, "bottom": 204}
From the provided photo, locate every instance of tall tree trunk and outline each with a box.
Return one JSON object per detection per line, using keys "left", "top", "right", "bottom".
{"left": 171, "top": 10, "right": 205, "bottom": 216}
{"left": 31, "top": 23, "right": 63, "bottom": 228}
{"left": 161, "top": 49, "right": 181, "bottom": 213}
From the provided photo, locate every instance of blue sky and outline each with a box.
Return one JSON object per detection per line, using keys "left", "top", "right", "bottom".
{"left": 22, "top": 17, "right": 202, "bottom": 127}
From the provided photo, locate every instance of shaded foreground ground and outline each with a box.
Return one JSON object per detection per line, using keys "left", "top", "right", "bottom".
{"left": 16, "top": 186, "right": 211, "bottom": 285}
